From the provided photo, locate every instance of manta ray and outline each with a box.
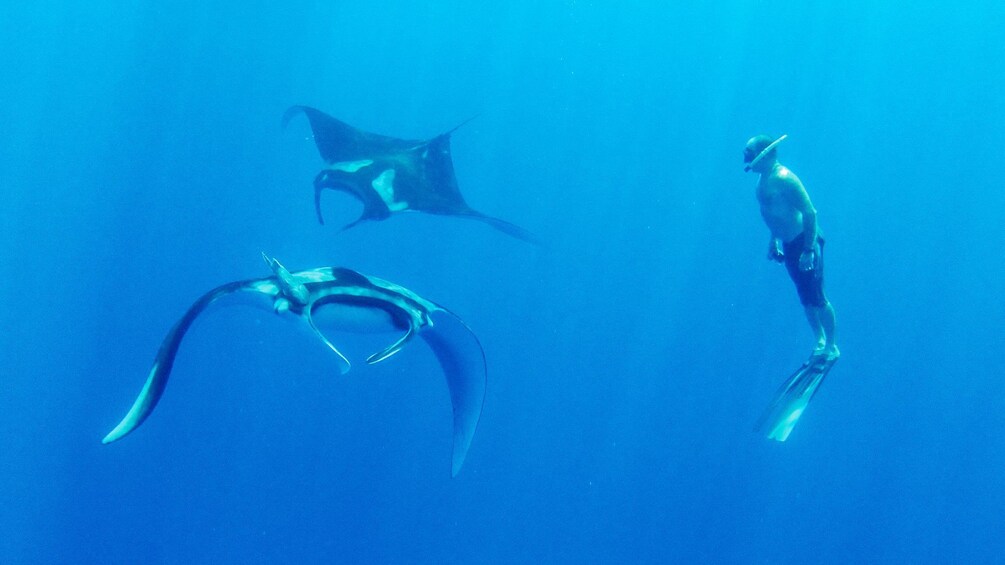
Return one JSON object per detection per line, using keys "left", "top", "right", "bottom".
{"left": 283, "top": 105, "right": 537, "bottom": 243}
{"left": 103, "top": 254, "right": 486, "bottom": 477}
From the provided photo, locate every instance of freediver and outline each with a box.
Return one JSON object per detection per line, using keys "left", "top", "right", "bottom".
{"left": 744, "top": 134, "right": 839, "bottom": 363}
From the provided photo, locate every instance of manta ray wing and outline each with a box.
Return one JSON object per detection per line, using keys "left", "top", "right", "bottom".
{"left": 102, "top": 279, "right": 275, "bottom": 444}
{"left": 420, "top": 309, "right": 487, "bottom": 477}
{"left": 283, "top": 105, "right": 419, "bottom": 161}
{"left": 401, "top": 133, "right": 472, "bottom": 212}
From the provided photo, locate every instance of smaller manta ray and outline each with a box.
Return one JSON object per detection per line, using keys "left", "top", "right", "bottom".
{"left": 754, "top": 356, "right": 838, "bottom": 441}
{"left": 283, "top": 105, "right": 538, "bottom": 243}
{"left": 103, "top": 254, "right": 486, "bottom": 477}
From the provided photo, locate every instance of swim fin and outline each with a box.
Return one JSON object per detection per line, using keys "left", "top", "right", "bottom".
{"left": 755, "top": 356, "right": 837, "bottom": 441}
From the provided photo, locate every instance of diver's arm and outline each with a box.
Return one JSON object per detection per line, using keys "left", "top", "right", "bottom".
{"left": 781, "top": 172, "right": 819, "bottom": 270}
{"left": 758, "top": 196, "right": 785, "bottom": 262}
{"left": 767, "top": 236, "right": 784, "bottom": 262}
{"left": 782, "top": 173, "right": 817, "bottom": 249}
{"left": 800, "top": 205, "right": 818, "bottom": 251}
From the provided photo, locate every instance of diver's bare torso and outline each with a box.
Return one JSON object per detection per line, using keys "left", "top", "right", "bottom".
{"left": 756, "top": 164, "right": 806, "bottom": 243}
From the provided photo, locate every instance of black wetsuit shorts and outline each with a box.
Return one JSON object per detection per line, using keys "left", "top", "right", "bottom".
{"left": 783, "top": 233, "right": 828, "bottom": 307}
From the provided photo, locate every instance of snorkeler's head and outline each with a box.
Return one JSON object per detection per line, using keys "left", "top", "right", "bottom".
{"left": 743, "top": 134, "right": 786, "bottom": 172}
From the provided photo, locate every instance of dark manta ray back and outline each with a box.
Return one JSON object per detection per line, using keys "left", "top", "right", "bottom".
{"left": 283, "top": 106, "right": 538, "bottom": 243}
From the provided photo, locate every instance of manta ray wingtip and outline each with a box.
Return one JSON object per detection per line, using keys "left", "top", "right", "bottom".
{"left": 102, "top": 406, "right": 144, "bottom": 444}
{"left": 102, "top": 427, "right": 130, "bottom": 444}
{"left": 281, "top": 105, "right": 308, "bottom": 129}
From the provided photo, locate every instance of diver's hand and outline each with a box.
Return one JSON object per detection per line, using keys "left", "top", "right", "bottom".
{"left": 799, "top": 247, "right": 817, "bottom": 271}
{"left": 767, "top": 240, "right": 784, "bottom": 263}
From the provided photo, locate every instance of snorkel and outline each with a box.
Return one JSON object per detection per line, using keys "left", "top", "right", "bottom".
{"left": 744, "top": 134, "right": 788, "bottom": 172}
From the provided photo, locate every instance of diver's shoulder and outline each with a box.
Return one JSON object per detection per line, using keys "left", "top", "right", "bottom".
{"left": 772, "top": 165, "right": 802, "bottom": 185}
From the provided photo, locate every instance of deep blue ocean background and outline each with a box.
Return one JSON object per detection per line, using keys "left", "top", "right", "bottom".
{"left": 3, "top": 2, "right": 1004, "bottom": 563}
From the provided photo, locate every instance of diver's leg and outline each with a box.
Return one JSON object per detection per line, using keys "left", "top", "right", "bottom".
{"left": 818, "top": 301, "right": 839, "bottom": 359}
{"left": 804, "top": 306, "right": 826, "bottom": 354}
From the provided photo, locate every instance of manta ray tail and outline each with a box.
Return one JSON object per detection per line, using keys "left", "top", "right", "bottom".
{"left": 443, "top": 115, "right": 479, "bottom": 137}
{"left": 102, "top": 281, "right": 271, "bottom": 444}
{"left": 459, "top": 212, "right": 542, "bottom": 245}
{"left": 420, "top": 310, "right": 487, "bottom": 477}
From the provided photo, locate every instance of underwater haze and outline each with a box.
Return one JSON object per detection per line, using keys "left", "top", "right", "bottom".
{"left": 2, "top": 1, "right": 1004, "bottom": 563}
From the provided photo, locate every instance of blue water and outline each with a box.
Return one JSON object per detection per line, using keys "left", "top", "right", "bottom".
{"left": 3, "top": 2, "right": 1004, "bottom": 563}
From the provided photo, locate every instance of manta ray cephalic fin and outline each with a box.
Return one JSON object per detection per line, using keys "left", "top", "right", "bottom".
{"left": 306, "top": 314, "right": 352, "bottom": 375}
{"left": 366, "top": 326, "right": 416, "bottom": 365}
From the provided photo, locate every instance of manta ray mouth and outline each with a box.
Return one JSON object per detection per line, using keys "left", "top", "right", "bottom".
{"left": 311, "top": 300, "right": 409, "bottom": 335}
{"left": 312, "top": 175, "right": 369, "bottom": 228}
{"left": 313, "top": 181, "right": 332, "bottom": 224}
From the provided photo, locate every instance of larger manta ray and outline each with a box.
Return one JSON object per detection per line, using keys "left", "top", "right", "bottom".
{"left": 103, "top": 254, "right": 486, "bottom": 477}
{"left": 283, "top": 105, "right": 538, "bottom": 243}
